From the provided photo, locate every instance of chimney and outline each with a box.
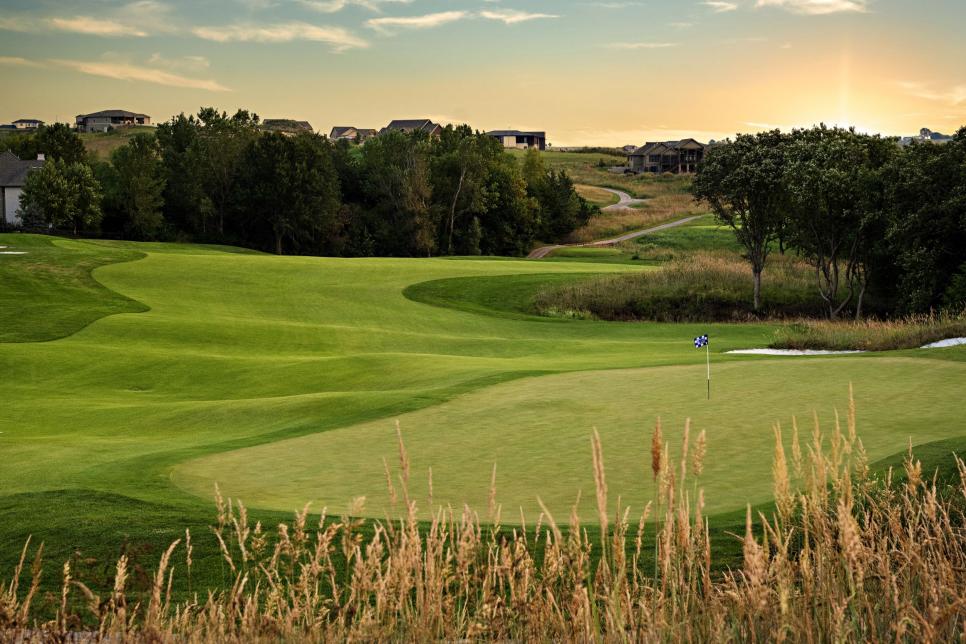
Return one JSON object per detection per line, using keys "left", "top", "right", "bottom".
{"left": 37, "top": 153, "right": 45, "bottom": 161}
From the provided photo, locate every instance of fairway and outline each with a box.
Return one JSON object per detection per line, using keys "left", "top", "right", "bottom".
{"left": 2, "top": 233, "right": 965, "bottom": 533}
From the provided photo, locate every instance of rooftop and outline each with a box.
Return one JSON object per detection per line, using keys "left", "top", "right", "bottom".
{"left": 0, "top": 151, "right": 44, "bottom": 188}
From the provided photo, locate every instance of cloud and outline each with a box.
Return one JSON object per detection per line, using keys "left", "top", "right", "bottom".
{"left": 478, "top": 9, "right": 559, "bottom": 24}
{"left": 703, "top": 1, "right": 738, "bottom": 12}
{"left": 0, "top": 56, "right": 45, "bottom": 68}
{"left": 604, "top": 42, "right": 678, "bottom": 49}
{"left": 147, "top": 53, "right": 211, "bottom": 72}
{"left": 755, "top": 0, "right": 870, "bottom": 14}
{"left": 899, "top": 81, "right": 966, "bottom": 106}
{"left": 0, "top": 56, "right": 230, "bottom": 91}
{"left": 298, "top": 0, "right": 413, "bottom": 12}
{"left": 192, "top": 22, "right": 369, "bottom": 51}
{"left": 48, "top": 17, "right": 148, "bottom": 37}
{"left": 52, "top": 59, "right": 232, "bottom": 91}
{"left": 366, "top": 11, "right": 469, "bottom": 32}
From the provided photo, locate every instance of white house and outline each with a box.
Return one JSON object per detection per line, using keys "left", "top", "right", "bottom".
{"left": 0, "top": 151, "right": 44, "bottom": 227}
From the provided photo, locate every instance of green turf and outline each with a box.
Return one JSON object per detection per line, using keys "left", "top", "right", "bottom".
{"left": 1, "top": 231, "right": 965, "bottom": 594}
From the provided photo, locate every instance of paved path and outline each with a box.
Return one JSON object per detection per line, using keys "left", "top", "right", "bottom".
{"left": 527, "top": 188, "right": 705, "bottom": 260}
{"left": 599, "top": 187, "right": 649, "bottom": 212}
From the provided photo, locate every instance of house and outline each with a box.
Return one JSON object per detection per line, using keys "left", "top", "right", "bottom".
{"left": 621, "top": 145, "right": 638, "bottom": 153}
{"left": 75, "top": 110, "right": 151, "bottom": 133}
{"left": 487, "top": 130, "right": 547, "bottom": 150}
{"left": 627, "top": 139, "right": 707, "bottom": 174}
{"left": 12, "top": 119, "right": 44, "bottom": 130}
{"left": 329, "top": 126, "right": 377, "bottom": 142}
{"left": 262, "top": 119, "right": 314, "bottom": 135}
{"left": 899, "top": 127, "right": 953, "bottom": 147}
{"left": 0, "top": 151, "right": 44, "bottom": 227}
{"left": 380, "top": 119, "right": 443, "bottom": 137}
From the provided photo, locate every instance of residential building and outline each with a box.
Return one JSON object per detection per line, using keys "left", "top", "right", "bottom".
{"left": 329, "top": 126, "right": 377, "bottom": 142}
{"left": 75, "top": 110, "right": 151, "bottom": 133}
{"left": 381, "top": 119, "right": 443, "bottom": 137}
{"left": 12, "top": 119, "right": 44, "bottom": 130}
{"left": 899, "top": 127, "right": 953, "bottom": 147}
{"left": 0, "top": 151, "right": 44, "bottom": 227}
{"left": 487, "top": 130, "right": 547, "bottom": 150}
{"left": 627, "top": 139, "right": 707, "bottom": 174}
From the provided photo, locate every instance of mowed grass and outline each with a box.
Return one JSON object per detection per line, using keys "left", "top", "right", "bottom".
{"left": 174, "top": 357, "right": 966, "bottom": 521}
{"left": 1, "top": 231, "right": 964, "bottom": 578}
{"left": 576, "top": 184, "right": 620, "bottom": 207}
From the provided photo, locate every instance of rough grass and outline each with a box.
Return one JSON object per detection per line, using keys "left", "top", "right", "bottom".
{"left": 772, "top": 313, "right": 966, "bottom": 351}
{"left": 575, "top": 184, "right": 619, "bottom": 207}
{"left": 79, "top": 126, "right": 157, "bottom": 160}
{"left": 535, "top": 251, "right": 821, "bottom": 322}
{"left": 3, "top": 402, "right": 965, "bottom": 641}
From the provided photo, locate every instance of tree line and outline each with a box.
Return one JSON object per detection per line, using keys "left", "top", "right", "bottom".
{"left": 692, "top": 125, "right": 966, "bottom": 318}
{"left": 2, "top": 110, "right": 595, "bottom": 257}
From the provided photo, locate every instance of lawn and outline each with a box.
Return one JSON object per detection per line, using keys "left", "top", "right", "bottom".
{"left": 1, "top": 231, "right": 964, "bottom": 594}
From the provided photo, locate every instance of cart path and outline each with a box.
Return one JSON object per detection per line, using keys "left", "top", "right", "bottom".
{"left": 527, "top": 214, "right": 705, "bottom": 259}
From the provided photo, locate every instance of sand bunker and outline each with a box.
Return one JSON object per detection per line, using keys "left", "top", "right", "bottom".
{"left": 727, "top": 349, "right": 864, "bottom": 356}
{"left": 921, "top": 337, "right": 966, "bottom": 349}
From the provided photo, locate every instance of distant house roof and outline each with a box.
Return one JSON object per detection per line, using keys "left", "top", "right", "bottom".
{"left": 76, "top": 110, "right": 150, "bottom": 119}
{"left": 330, "top": 126, "right": 355, "bottom": 138}
{"left": 629, "top": 138, "right": 706, "bottom": 157}
{"left": 0, "top": 151, "right": 43, "bottom": 188}
{"left": 487, "top": 130, "right": 546, "bottom": 138}
{"left": 13, "top": 119, "right": 43, "bottom": 125}
{"left": 382, "top": 119, "right": 442, "bottom": 135}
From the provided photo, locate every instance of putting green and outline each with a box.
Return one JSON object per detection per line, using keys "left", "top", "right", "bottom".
{"left": 172, "top": 357, "right": 966, "bottom": 521}
{"left": 1, "top": 234, "right": 964, "bottom": 532}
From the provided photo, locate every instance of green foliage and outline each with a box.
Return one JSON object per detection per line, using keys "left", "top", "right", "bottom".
{"left": 20, "top": 157, "right": 103, "bottom": 234}
{"left": 0, "top": 123, "right": 87, "bottom": 164}
{"left": 233, "top": 132, "right": 342, "bottom": 255}
{"left": 692, "top": 130, "right": 789, "bottom": 311}
{"left": 103, "top": 134, "right": 166, "bottom": 239}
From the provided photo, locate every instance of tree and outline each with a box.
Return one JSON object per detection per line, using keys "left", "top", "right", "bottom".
{"left": 431, "top": 126, "right": 499, "bottom": 254}
{"left": 20, "top": 158, "right": 102, "bottom": 234}
{"left": 0, "top": 123, "right": 87, "bottom": 164}
{"left": 156, "top": 113, "right": 211, "bottom": 236}
{"left": 233, "top": 132, "right": 341, "bottom": 255}
{"left": 882, "top": 127, "right": 966, "bottom": 313}
{"left": 783, "top": 127, "right": 891, "bottom": 319}
{"left": 107, "top": 134, "right": 166, "bottom": 239}
{"left": 195, "top": 108, "right": 261, "bottom": 238}
{"left": 359, "top": 131, "right": 437, "bottom": 256}
{"left": 692, "top": 131, "right": 789, "bottom": 311}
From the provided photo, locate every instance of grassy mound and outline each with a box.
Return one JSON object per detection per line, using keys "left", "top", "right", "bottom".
{"left": 0, "top": 234, "right": 148, "bottom": 342}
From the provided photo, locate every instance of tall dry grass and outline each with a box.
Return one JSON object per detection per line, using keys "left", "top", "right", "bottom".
{"left": 772, "top": 311, "right": 966, "bottom": 351}
{"left": 535, "top": 250, "right": 819, "bottom": 321}
{"left": 2, "top": 395, "right": 965, "bottom": 642}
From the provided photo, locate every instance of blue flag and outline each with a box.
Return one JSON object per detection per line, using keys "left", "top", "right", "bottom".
{"left": 694, "top": 334, "right": 709, "bottom": 349}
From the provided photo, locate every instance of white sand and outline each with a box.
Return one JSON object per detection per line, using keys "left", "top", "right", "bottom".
{"left": 727, "top": 349, "right": 864, "bottom": 356}
{"left": 920, "top": 337, "right": 966, "bottom": 349}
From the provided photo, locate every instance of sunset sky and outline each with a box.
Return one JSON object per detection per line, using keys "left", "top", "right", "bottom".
{"left": 1, "top": 0, "right": 964, "bottom": 146}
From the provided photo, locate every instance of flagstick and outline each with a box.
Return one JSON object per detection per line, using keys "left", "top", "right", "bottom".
{"left": 706, "top": 342, "right": 711, "bottom": 400}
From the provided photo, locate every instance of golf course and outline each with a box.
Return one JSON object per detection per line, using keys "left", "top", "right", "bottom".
{"left": 2, "top": 230, "right": 965, "bottom": 548}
